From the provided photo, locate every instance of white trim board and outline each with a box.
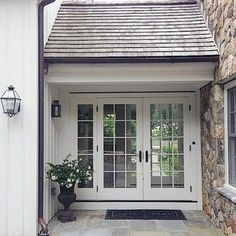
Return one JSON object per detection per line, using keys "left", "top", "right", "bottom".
{"left": 46, "top": 63, "right": 215, "bottom": 87}
{"left": 69, "top": 202, "right": 201, "bottom": 210}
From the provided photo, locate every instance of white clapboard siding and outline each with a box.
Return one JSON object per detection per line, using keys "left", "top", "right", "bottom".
{"left": 0, "top": 0, "right": 38, "bottom": 235}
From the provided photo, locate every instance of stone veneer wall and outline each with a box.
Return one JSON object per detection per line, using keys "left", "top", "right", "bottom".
{"left": 200, "top": 0, "right": 236, "bottom": 235}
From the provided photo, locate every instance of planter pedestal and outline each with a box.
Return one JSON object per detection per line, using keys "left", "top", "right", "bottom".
{"left": 58, "top": 210, "right": 76, "bottom": 223}
{"left": 57, "top": 184, "right": 77, "bottom": 223}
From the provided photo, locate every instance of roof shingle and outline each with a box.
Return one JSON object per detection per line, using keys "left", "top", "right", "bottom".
{"left": 44, "top": 0, "right": 219, "bottom": 63}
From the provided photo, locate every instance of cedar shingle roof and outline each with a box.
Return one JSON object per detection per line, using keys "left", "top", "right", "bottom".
{"left": 44, "top": 0, "right": 219, "bottom": 63}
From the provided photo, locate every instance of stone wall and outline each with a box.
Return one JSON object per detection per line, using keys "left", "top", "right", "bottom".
{"left": 201, "top": 83, "right": 236, "bottom": 235}
{"left": 200, "top": 0, "right": 236, "bottom": 82}
{"left": 200, "top": 0, "right": 236, "bottom": 235}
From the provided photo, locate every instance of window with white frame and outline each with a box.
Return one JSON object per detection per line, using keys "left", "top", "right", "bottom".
{"left": 228, "top": 87, "right": 236, "bottom": 187}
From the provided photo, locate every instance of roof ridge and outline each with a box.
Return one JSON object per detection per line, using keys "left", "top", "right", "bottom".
{"left": 62, "top": 0, "right": 197, "bottom": 6}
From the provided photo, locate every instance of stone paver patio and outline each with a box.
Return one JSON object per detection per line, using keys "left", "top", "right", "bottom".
{"left": 48, "top": 210, "right": 224, "bottom": 236}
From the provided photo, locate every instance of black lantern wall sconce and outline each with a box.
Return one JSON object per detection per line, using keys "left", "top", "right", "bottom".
{"left": 51, "top": 100, "right": 61, "bottom": 118}
{"left": 0, "top": 85, "right": 22, "bottom": 118}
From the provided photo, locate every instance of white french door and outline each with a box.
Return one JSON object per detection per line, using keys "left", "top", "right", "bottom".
{"left": 71, "top": 95, "right": 196, "bottom": 202}
{"left": 143, "top": 98, "right": 192, "bottom": 200}
{"left": 97, "top": 98, "right": 143, "bottom": 200}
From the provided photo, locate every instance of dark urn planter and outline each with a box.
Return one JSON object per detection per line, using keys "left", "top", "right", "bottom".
{"left": 57, "top": 183, "right": 77, "bottom": 223}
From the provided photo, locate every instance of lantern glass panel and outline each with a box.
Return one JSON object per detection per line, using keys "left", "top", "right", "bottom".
{"left": 2, "top": 98, "right": 15, "bottom": 114}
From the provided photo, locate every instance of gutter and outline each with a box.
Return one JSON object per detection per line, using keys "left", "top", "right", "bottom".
{"left": 216, "top": 74, "right": 236, "bottom": 86}
{"left": 45, "top": 55, "right": 219, "bottom": 64}
{"left": 38, "top": 0, "right": 55, "bottom": 235}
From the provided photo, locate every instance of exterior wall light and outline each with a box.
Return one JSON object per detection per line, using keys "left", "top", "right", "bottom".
{"left": 51, "top": 100, "right": 61, "bottom": 117}
{"left": 0, "top": 85, "right": 22, "bottom": 117}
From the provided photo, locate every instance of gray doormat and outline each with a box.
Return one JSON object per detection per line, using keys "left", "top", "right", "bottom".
{"left": 105, "top": 209, "right": 187, "bottom": 220}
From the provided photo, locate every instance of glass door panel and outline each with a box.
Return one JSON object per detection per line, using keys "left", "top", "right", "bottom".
{"left": 143, "top": 98, "right": 192, "bottom": 200}
{"left": 103, "top": 104, "right": 137, "bottom": 189}
{"left": 70, "top": 97, "right": 98, "bottom": 201}
{"left": 98, "top": 98, "right": 143, "bottom": 200}
{"left": 77, "top": 104, "right": 94, "bottom": 188}
{"left": 150, "top": 104, "right": 184, "bottom": 188}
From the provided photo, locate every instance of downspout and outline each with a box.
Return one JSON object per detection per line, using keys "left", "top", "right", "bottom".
{"left": 38, "top": 0, "right": 55, "bottom": 235}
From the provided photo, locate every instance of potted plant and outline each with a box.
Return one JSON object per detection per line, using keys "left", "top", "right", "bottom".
{"left": 46, "top": 154, "right": 92, "bottom": 223}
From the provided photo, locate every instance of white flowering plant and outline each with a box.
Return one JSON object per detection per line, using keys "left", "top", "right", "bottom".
{"left": 46, "top": 154, "right": 92, "bottom": 188}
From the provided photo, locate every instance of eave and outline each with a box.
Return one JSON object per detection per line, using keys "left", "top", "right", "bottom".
{"left": 44, "top": 55, "right": 219, "bottom": 64}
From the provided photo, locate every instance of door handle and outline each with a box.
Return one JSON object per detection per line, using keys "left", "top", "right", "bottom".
{"left": 145, "top": 150, "right": 149, "bottom": 162}
{"left": 139, "top": 150, "right": 142, "bottom": 163}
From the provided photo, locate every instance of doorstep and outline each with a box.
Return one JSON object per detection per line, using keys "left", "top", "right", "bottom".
{"left": 48, "top": 210, "right": 223, "bottom": 236}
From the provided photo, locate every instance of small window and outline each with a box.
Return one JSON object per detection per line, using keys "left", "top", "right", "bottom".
{"left": 228, "top": 87, "right": 236, "bottom": 186}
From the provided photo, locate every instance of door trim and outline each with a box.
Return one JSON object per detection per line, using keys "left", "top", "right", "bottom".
{"left": 69, "top": 92, "right": 201, "bottom": 205}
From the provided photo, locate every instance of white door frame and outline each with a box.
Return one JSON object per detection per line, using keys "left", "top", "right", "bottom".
{"left": 69, "top": 92, "right": 200, "bottom": 205}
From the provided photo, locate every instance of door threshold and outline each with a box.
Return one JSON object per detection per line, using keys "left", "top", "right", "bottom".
{"left": 71, "top": 201, "right": 201, "bottom": 210}
{"left": 75, "top": 200, "right": 197, "bottom": 203}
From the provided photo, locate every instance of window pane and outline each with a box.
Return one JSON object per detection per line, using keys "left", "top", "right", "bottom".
{"left": 78, "top": 138, "right": 93, "bottom": 154}
{"left": 173, "top": 104, "right": 183, "bottom": 119}
{"left": 162, "top": 104, "right": 172, "bottom": 120}
{"left": 104, "top": 155, "right": 114, "bottom": 171}
{"left": 104, "top": 172, "right": 114, "bottom": 188}
{"left": 126, "top": 104, "right": 136, "bottom": 120}
{"left": 151, "top": 138, "right": 161, "bottom": 154}
{"left": 150, "top": 104, "right": 161, "bottom": 120}
{"left": 151, "top": 172, "right": 161, "bottom": 188}
{"left": 126, "top": 121, "right": 136, "bottom": 137}
{"left": 104, "top": 104, "right": 113, "bottom": 118}
{"left": 161, "top": 139, "right": 172, "bottom": 153}
{"left": 162, "top": 121, "right": 172, "bottom": 137}
{"left": 162, "top": 155, "right": 173, "bottom": 173}
{"left": 78, "top": 122, "right": 93, "bottom": 137}
{"left": 231, "top": 114, "right": 235, "bottom": 134}
{"left": 104, "top": 138, "right": 114, "bottom": 154}
{"left": 115, "top": 121, "right": 125, "bottom": 137}
{"left": 104, "top": 118, "right": 114, "bottom": 137}
{"left": 151, "top": 121, "right": 161, "bottom": 137}
{"left": 126, "top": 155, "right": 136, "bottom": 171}
{"left": 115, "top": 104, "right": 125, "bottom": 120}
{"left": 162, "top": 172, "right": 173, "bottom": 188}
{"left": 78, "top": 105, "right": 93, "bottom": 120}
{"left": 126, "top": 138, "right": 136, "bottom": 154}
{"left": 229, "top": 89, "right": 236, "bottom": 134}
{"left": 174, "top": 155, "right": 184, "bottom": 171}
{"left": 174, "top": 172, "right": 184, "bottom": 188}
{"left": 115, "top": 172, "right": 125, "bottom": 188}
{"left": 173, "top": 121, "right": 184, "bottom": 137}
{"left": 115, "top": 155, "right": 125, "bottom": 171}
{"left": 173, "top": 138, "right": 184, "bottom": 154}
{"left": 127, "top": 172, "right": 137, "bottom": 188}
{"left": 115, "top": 138, "right": 125, "bottom": 154}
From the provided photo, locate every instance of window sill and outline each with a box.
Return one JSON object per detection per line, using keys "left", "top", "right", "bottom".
{"left": 217, "top": 187, "right": 236, "bottom": 204}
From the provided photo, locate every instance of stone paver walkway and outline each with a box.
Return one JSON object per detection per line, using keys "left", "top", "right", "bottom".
{"left": 48, "top": 210, "right": 224, "bottom": 236}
